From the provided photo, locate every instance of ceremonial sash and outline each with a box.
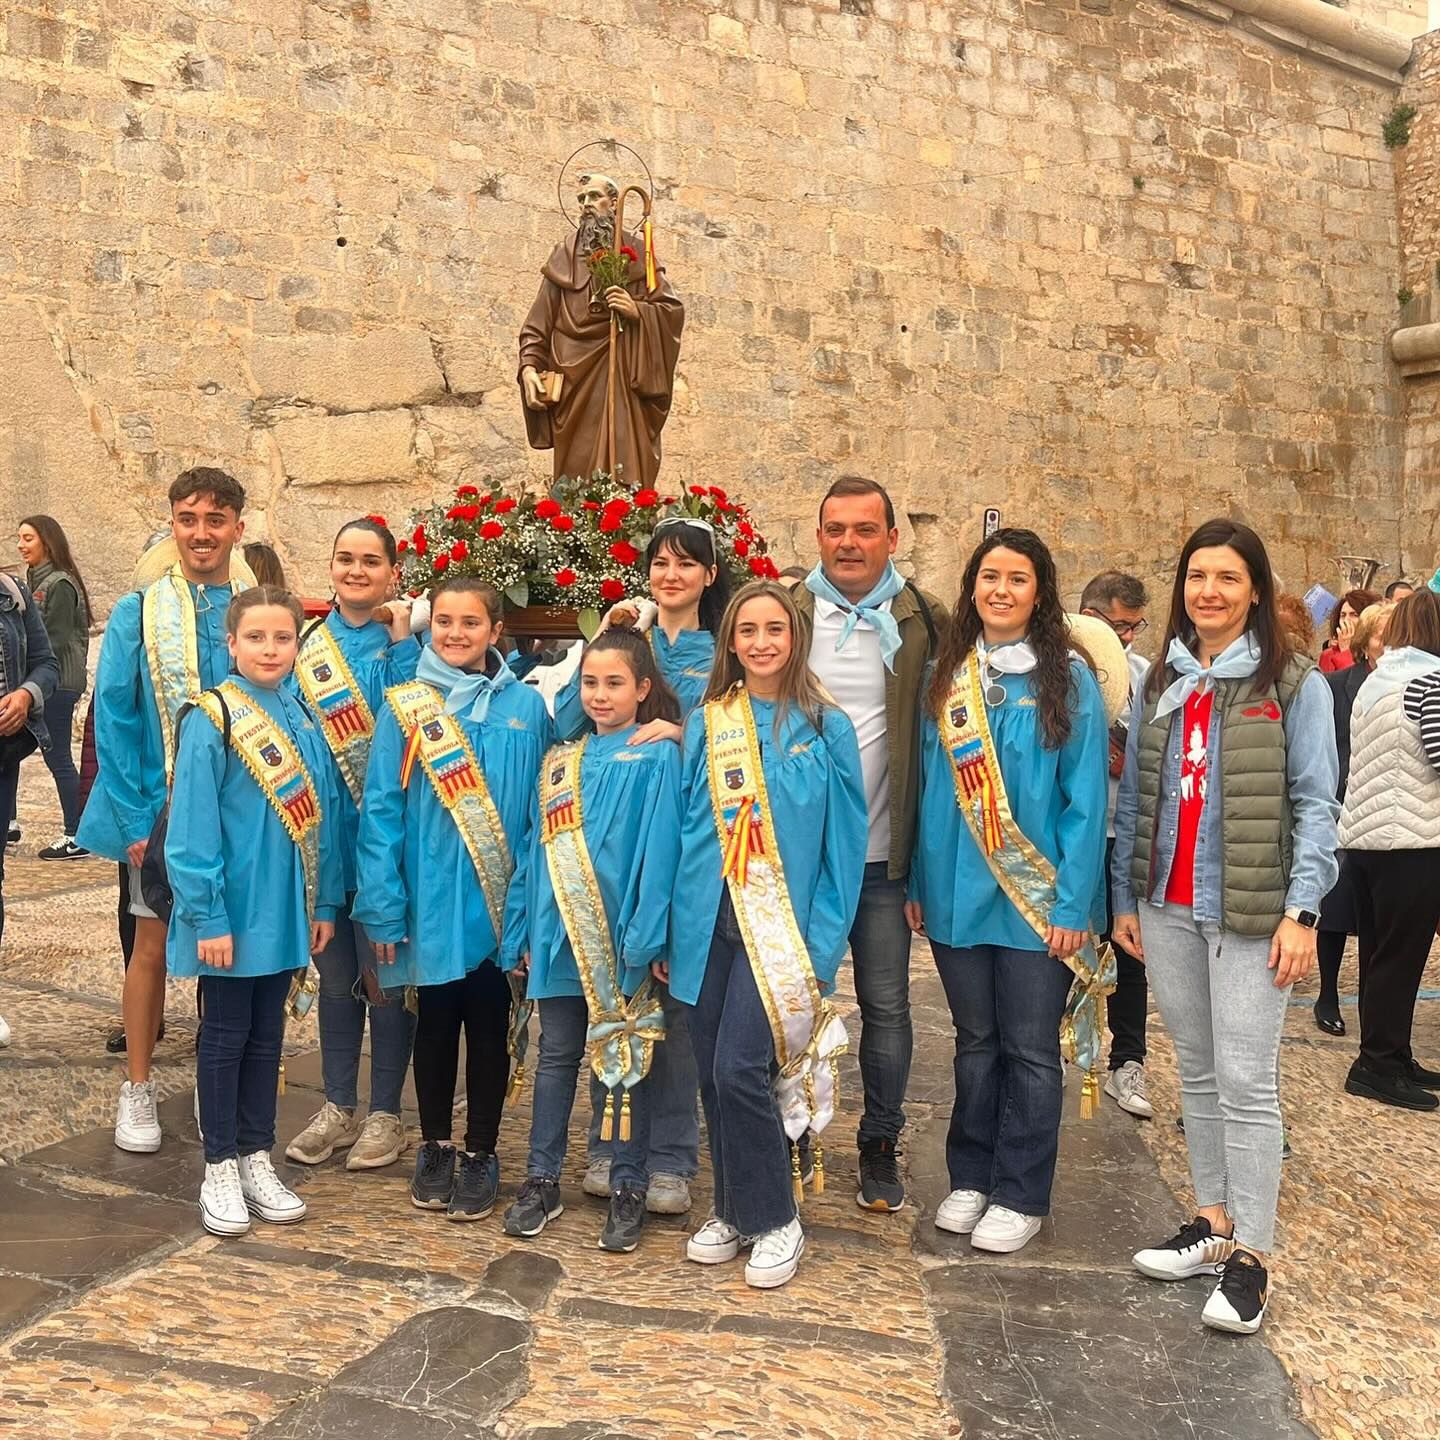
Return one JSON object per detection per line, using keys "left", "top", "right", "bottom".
{"left": 295, "top": 622, "right": 375, "bottom": 805}
{"left": 195, "top": 681, "right": 323, "bottom": 922}
{"left": 940, "top": 653, "right": 1117, "bottom": 1115}
{"left": 540, "top": 739, "right": 664, "bottom": 1139}
{"left": 705, "top": 688, "right": 848, "bottom": 1164}
{"left": 143, "top": 564, "right": 245, "bottom": 780}
{"left": 386, "top": 680, "right": 512, "bottom": 938}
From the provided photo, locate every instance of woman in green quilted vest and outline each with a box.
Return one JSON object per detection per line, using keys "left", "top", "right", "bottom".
{"left": 1111, "top": 519, "right": 1338, "bottom": 1337}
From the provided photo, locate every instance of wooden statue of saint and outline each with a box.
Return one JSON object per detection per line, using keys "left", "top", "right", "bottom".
{"left": 518, "top": 172, "right": 685, "bottom": 488}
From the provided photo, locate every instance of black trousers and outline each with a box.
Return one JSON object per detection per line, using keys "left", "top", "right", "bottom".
{"left": 413, "top": 961, "right": 512, "bottom": 1154}
{"left": 1350, "top": 848, "right": 1440, "bottom": 1076}
{"left": 1101, "top": 838, "right": 1148, "bottom": 1069}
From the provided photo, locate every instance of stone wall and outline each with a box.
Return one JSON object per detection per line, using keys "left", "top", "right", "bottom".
{"left": 0, "top": 0, "right": 1421, "bottom": 612}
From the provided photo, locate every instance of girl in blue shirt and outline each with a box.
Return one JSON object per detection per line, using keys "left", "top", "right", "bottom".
{"left": 553, "top": 515, "right": 730, "bottom": 1214}
{"left": 501, "top": 628, "right": 683, "bottom": 1253}
{"left": 166, "top": 587, "right": 344, "bottom": 1238}
{"left": 908, "top": 529, "right": 1107, "bottom": 1257}
{"left": 354, "top": 578, "right": 551, "bottom": 1224}
{"left": 286, "top": 519, "right": 422, "bottom": 1176}
{"left": 669, "top": 581, "right": 866, "bottom": 1291}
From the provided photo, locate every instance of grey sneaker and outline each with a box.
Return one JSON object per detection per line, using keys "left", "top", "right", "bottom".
{"left": 582, "top": 1157, "right": 612, "bottom": 1198}
{"left": 600, "top": 1184, "right": 647, "bottom": 1252}
{"left": 1104, "top": 1061, "right": 1154, "bottom": 1119}
{"left": 285, "top": 1101, "right": 360, "bottom": 1164}
{"left": 645, "top": 1172, "right": 692, "bottom": 1215}
{"left": 505, "top": 1176, "right": 564, "bottom": 1237}
{"left": 346, "top": 1111, "right": 405, "bottom": 1171}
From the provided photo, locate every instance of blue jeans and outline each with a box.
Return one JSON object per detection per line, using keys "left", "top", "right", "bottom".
{"left": 315, "top": 902, "right": 416, "bottom": 1115}
{"left": 197, "top": 969, "right": 293, "bottom": 1164}
{"left": 689, "top": 897, "right": 795, "bottom": 1237}
{"left": 527, "top": 995, "right": 650, "bottom": 1189}
{"left": 932, "top": 941, "right": 1074, "bottom": 1216}
{"left": 1, "top": 688, "right": 81, "bottom": 837}
{"left": 850, "top": 861, "right": 913, "bottom": 1146}
{"left": 587, "top": 981, "right": 698, "bottom": 1178}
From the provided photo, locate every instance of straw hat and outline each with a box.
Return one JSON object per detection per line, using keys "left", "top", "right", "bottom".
{"left": 129, "top": 537, "right": 257, "bottom": 592}
{"left": 1066, "top": 612, "right": 1130, "bottom": 726}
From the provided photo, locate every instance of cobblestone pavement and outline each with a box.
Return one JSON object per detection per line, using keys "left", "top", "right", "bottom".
{"left": 3, "top": 776, "right": 1438, "bottom": 1438}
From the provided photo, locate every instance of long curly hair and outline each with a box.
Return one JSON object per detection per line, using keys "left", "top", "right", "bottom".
{"left": 925, "top": 528, "right": 1081, "bottom": 750}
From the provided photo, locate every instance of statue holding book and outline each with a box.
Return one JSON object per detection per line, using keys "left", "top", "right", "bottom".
{"left": 518, "top": 168, "right": 685, "bottom": 488}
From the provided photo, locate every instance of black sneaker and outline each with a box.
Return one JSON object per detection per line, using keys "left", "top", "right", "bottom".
{"left": 504, "top": 1176, "right": 563, "bottom": 1237}
{"left": 1132, "top": 1215, "right": 1235, "bottom": 1281}
{"left": 38, "top": 836, "right": 90, "bottom": 861}
{"left": 1202, "top": 1249, "right": 1269, "bottom": 1334}
{"left": 6, "top": 823, "right": 19, "bottom": 849}
{"left": 447, "top": 1149, "right": 500, "bottom": 1222}
{"left": 599, "top": 1184, "right": 646, "bottom": 1253}
{"left": 1346, "top": 1062, "right": 1439, "bottom": 1111}
{"left": 856, "top": 1138, "right": 904, "bottom": 1212}
{"left": 1409, "top": 1058, "right": 1440, "bottom": 1090}
{"left": 796, "top": 1132, "right": 814, "bottom": 1186}
{"left": 409, "top": 1140, "right": 456, "bottom": 1210}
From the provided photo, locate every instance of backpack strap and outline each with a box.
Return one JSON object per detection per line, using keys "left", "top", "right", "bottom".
{"left": 903, "top": 580, "right": 937, "bottom": 654}
{"left": 172, "top": 686, "right": 231, "bottom": 777}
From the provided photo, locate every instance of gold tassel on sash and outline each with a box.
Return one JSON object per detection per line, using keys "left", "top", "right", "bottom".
{"left": 1080, "top": 1068, "right": 1099, "bottom": 1119}
{"left": 619, "top": 1091, "right": 632, "bottom": 1143}
{"left": 791, "top": 1142, "right": 804, "bottom": 1206}
{"left": 601, "top": 1090, "right": 615, "bottom": 1142}
{"left": 506, "top": 1061, "right": 526, "bottom": 1103}
{"left": 277, "top": 1058, "right": 286, "bottom": 1096}
{"left": 813, "top": 1141, "right": 826, "bottom": 1195}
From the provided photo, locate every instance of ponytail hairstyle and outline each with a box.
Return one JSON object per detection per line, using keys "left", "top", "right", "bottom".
{"left": 225, "top": 585, "right": 305, "bottom": 636}
{"left": 645, "top": 517, "right": 732, "bottom": 635}
{"left": 431, "top": 575, "right": 503, "bottom": 623}
{"left": 19, "top": 514, "right": 92, "bottom": 623}
{"left": 332, "top": 516, "right": 399, "bottom": 566}
{"left": 582, "top": 627, "right": 681, "bottom": 726}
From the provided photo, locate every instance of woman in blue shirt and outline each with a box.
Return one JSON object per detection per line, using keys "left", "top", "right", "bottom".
{"left": 909, "top": 529, "right": 1107, "bottom": 1257}
{"left": 285, "top": 520, "right": 422, "bottom": 1176}
{"left": 166, "top": 587, "right": 344, "bottom": 1238}
{"left": 354, "top": 578, "right": 551, "bottom": 1224}
{"left": 554, "top": 515, "right": 730, "bottom": 1215}
{"left": 668, "top": 581, "right": 866, "bottom": 1290}
{"left": 501, "top": 628, "right": 683, "bottom": 1254}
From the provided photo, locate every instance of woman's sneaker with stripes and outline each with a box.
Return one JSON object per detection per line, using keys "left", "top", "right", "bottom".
{"left": 1132, "top": 1216, "right": 1234, "bottom": 1281}
{"left": 1202, "top": 1250, "right": 1270, "bottom": 1334}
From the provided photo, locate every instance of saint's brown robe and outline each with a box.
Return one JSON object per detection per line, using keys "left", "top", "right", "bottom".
{"left": 517, "top": 230, "right": 684, "bottom": 490}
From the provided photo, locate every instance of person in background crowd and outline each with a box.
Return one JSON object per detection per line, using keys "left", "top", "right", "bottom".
{"left": 1079, "top": 570, "right": 1154, "bottom": 1120}
{"left": 1320, "top": 589, "right": 1379, "bottom": 674}
{"left": 1315, "top": 601, "right": 1394, "bottom": 1037}
{"left": 776, "top": 565, "right": 809, "bottom": 589}
{"left": 1385, "top": 579, "right": 1415, "bottom": 602}
{"left": 8, "top": 517, "right": 93, "bottom": 861}
{"left": 792, "top": 477, "right": 945, "bottom": 1213}
{"left": 1275, "top": 594, "right": 1315, "bottom": 656}
{"left": 1114, "top": 519, "right": 1338, "bottom": 1335}
{"left": 1337, "top": 590, "right": 1440, "bottom": 1111}
{"left": 0, "top": 565, "right": 60, "bottom": 1052}
{"left": 912, "top": 530, "right": 1107, "bottom": 1255}
{"left": 242, "top": 542, "right": 286, "bottom": 590}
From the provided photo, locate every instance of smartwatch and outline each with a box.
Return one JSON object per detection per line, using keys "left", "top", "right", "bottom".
{"left": 1284, "top": 907, "right": 1320, "bottom": 929}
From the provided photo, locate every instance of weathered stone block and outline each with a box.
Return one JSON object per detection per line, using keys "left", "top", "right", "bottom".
{"left": 274, "top": 410, "right": 418, "bottom": 487}
{"left": 251, "top": 330, "right": 446, "bottom": 413}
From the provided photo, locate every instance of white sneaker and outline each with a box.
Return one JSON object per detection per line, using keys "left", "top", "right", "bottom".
{"left": 0, "top": 1013, "right": 9, "bottom": 1047}
{"left": 970, "top": 1204, "right": 1042, "bottom": 1254}
{"left": 1104, "top": 1061, "right": 1154, "bottom": 1119}
{"left": 284, "top": 1100, "right": 360, "bottom": 1164}
{"left": 237, "top": 1150, "right": 307, "bottom": 1224}
{"left": 745, "top": 1217, "right": 805, "bottom": 1289}
{"left": 935, "top": 1188, "right": 989, "bottom": 1235}
{"left": 199, "top": 1159, "right": 251, "bottom": 1236}
{"left": 114, "top": 1079, "right": 162, "bottom": 1153}
{"left": 1133, "top": 1216, "right": 1235, "bottom": 1281}
{"left": 686, "top": 1216, "right": 742, "bottom": 1265}
{"left": 582, "top": 1157, "right": 612, "bottom": 1198}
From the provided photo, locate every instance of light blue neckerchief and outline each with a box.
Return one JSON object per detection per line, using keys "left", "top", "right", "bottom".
{"left": 1151, "top": 632, "right": 1260, "bottom": 722}
{"left": 417, "top": 644, "right": 515, "bottom": 724}
{"left": 804, "top": 561, "right": 905, "bottom": 672}
{"left": 1353, "top": 645, "right": 1440, "bottom": 718}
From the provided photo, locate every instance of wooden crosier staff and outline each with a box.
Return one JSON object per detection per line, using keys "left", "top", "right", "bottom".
{"left": 606, "top": 183, "right": 656, "bottom": 478}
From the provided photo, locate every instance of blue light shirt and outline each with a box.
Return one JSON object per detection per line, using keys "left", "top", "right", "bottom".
{"left": 553, "top": 625, "right": 715, "bottom": 739}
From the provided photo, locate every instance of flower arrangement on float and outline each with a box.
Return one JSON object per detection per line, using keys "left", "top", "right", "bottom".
{"left": 393, "top": 470, "right": 779, "bottom": 636}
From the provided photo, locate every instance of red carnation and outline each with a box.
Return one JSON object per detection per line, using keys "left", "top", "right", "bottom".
{"left": 620, "top": 245, "right": 639, "bottom": 263}
{"left": 493, "top": 497, "right": 517, "bottom": 514}
{"left": 365, "top": 513, "right": 388, "bottom": 526}
{"left": 763, "top": 558, "right": 780, "bottom": 579}
{"left": 689, "top": 485, "right": 708, "bottom": 497}
{"left": 456, "top": 484, "right": 479, "bottom": 496}
{"left": 603, "top": 497, "right": 631, "bottom": 519}
{"left": 555, "top": 568, "right": 578, "bottom": 588}
{"left": 535, "top": 498, "right": 562, "bottom": 520}
{"left": 608, "top": 540, "right": 639, "bottom": 566}
{"left": 582, "top": 500, "right": 602, "bottom": 511}
{"left": 599, "top": 513, "right": 622, "bottom": 532}
{"left": 412, "top": 529, "right": 428, "bottom": 558}
{"left": 748, "top": 555, "right": 769, "bottom": 576}
{"left": 601, "top": 578, "right": 626, "bottom": 602}
{"left": 450, "top": 540, "right": 469, "bottom": 561}
{"left": 479, "top": 521, "right": 504, "bottom": 541}
{"left": 397, "top": 539, "right": 409, "bottom": 553}
{"left": 734, "top": 539, "right": 750, "bottom": 557}
{"left": 434, "top": 553, "right": 450, "bottom": 572}
{"left": 634, "top": 488, "right": 659, "bottom": 508}
{"left": 550, "top": 514, "right": 576, "bottom": 532}
{"left": 446, "top": 504, "right": 480, "bottom": 522}
{"left": 738, "top": 521, "right": 755, "bottom": 540}
{"left": 708, "top": 487, "right": 728, "bottom": 502}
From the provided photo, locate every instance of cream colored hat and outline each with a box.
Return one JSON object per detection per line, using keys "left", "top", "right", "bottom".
{"left": 1066, "top": 612, "right": 1129, "bottom": 727}
{"left": 130, "top": 537, "right": 257, "bottom": 592}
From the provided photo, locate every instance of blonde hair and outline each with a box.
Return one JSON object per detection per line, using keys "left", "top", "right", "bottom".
{"left": 704, "top": 581, "right": 833, "bottom": 733}
{"left": 1352, "top": 600, "right": 1395, "bottom": 660}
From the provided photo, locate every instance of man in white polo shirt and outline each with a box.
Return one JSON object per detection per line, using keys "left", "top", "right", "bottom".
{"left": 792, "top": 478, "right": 945, "bottom": 1212}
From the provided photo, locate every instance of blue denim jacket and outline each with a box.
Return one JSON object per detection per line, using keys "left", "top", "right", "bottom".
{"left": 0, "top": 578, "right": 58, "bottom": 752}
{"left": 1111, "top": 667, "right": 1339, "bottom": 923}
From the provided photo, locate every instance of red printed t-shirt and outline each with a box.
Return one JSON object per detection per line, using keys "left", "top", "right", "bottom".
{"left": 1165, "top": 689, "right": 1214, "bottom": 908}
